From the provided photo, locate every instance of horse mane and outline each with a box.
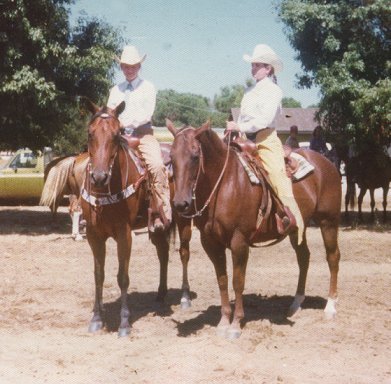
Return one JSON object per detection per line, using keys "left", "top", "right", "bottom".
{"left": 198, "top": 127, "right": 227, "bottom": 158}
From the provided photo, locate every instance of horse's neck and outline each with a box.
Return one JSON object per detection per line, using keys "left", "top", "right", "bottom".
{"left": 199, "top": 130, "right": 227, "bottom": 168}
{"left": 112, "top": 146, "right": 139, "bottom": 189}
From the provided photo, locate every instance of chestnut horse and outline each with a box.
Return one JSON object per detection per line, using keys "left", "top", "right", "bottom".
{"left": 81, "top": 101, "right": 192, "bottom": 337}
{"left": 167, "top": 120, "right": 342, "bottom": 339}
{"left": 40, "top": 152, "right": 89, "bottom": 239}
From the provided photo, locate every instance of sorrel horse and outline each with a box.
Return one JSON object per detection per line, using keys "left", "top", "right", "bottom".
{"left": 345, "top": 153, "right": 390, "bottom": 222}
{"left": 167, "top": 120, "right": 342, "bottom": 339}
{"left": 40, "top": 152, "right": 89, "bottom": 239}
{"left": 81, "top": 100, "right": 192, "bottom": 337}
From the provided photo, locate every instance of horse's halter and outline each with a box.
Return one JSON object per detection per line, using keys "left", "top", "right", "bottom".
{"left": 175, "top": 128, "right": 231, "bottom": 219}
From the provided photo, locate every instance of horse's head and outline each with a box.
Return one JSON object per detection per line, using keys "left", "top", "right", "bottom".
{"left": 166, "top": 119, "right": 210, "bottom": 214}
{"left": 84, "top": 99, "right": 125, "bottom": 188}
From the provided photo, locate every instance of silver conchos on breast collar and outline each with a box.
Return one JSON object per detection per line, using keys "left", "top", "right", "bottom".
{"left": 81, "top": 183, "right": 138, "bottom": 207}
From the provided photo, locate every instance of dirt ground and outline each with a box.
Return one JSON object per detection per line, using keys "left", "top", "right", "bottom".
{"left": 0, "top": 195, "right": 390, "bottom": 383}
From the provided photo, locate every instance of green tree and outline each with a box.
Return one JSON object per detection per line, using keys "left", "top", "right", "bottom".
{"left": 212, "top": 84, "right": 245, "bottom": 126}
{"left": 277, "top": 0, "right": 390, "bottom": 152}
{"left": 0, "top": 0, "right": 123, "bottom": 153}
{"left": 154, "top": 89, "right": 215, "bottom": 127}
{"left": 282, "top": 97, "right": 301, "bottom": 108}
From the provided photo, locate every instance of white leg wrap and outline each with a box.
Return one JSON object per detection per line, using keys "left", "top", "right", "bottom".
{"left": 72, "top": 211, "right": 81, "bottom": 237}
{"left": 324, "top": 297, "right": 338, "bottom": 319}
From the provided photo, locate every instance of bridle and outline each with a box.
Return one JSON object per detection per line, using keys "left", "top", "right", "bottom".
{"left": 175, "top": 128, "right": 232, "bottom": 219}
{"left": 81, "top": 112, "right": 145, "bottom": 207}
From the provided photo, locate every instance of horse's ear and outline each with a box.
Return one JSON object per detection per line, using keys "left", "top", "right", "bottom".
{"left": 79, "top": 96, "right": 99, "bottom": 115}
{"left": 195, "top": 120, "right": 210, "bottom": 138}
{"left": 166, "top": 118, "right": 178, "bottom": 136}
{"left": 115, "top": 101, "right": 125, "bottom": 117}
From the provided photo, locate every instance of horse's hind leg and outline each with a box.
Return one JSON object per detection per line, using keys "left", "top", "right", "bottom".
{"left": 382, "top": 186, "right": 389, "bottom": 222}
{"left": 319, "top": 220, "right": 340, "bottom": 319}
{"left": 358, "top": 187, "right": 367, "bottom": 222}
{"left": 369, "top": 189, "right": 376, "bottom": 221}
{"left": 287, "top": 231, "right": 310, "bottom": 317}
{"left": 87, "top": 233, "right": 106, "bottom": 333}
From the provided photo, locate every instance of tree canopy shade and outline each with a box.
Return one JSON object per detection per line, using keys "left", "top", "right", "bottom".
{"left": 0, "top": 0, "right": 123, "bottom": 153}
{"left": 277, "top": 0, "right": 390, "bottom": 152}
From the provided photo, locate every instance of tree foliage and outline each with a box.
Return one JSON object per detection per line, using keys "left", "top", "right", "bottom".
{"left": 277, "top": 0, "right": 390, "bottom": 152}
{"left": 282, "top": 97, "right": 301, "bottom": 108}
{"left": 0, "top": 0, "right": 123, "bottom": 153}
{"left": 154, "top": 89, "right": 219, "bottom": 127}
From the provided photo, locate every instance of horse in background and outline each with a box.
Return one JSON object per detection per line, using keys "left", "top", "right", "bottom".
{"left": 167, "top": 120, "right": 342, "bottom": 339}
{"left": 39, "top": 152, "right": 89, "bottom": 239}
{"left": 345, "top": 151, "right": 391, "bottom": 222}
{"left": 81, "top": 100, "right": 192, "bottom": 337}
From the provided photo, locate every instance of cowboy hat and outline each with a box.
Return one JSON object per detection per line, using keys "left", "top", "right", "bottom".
{"left": 243, "top": 44, "right": 283, "bottom": 73}
{"left": 116, "top": 45, "right": 146, "bottom": 65}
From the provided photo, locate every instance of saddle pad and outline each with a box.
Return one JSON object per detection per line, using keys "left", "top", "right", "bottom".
{"left": 290, "top": 152, "right": 315, "bottom": 181}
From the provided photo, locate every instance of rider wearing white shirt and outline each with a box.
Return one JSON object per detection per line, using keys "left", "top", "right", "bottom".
{"left": 227, "top": 44, "right": 304, "bottom": 244}
{"left": 107, "top": 46, "right": 171, "bottom": 231}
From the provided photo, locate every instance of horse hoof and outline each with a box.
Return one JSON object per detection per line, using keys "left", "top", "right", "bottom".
{"left": 226, "top": 328, "right": 241, "bottom": 340}
{"left": 88, "top": 321, "right": 103, "bottom": 333}
{"left": 118, "top": 326, "right": 131, "bottom": 338}
{"left": 287, "top": 294, "right": 305, "bottom": 318}
{"left": 324, "top": 297, "right": 337, "bottom": 320}
{"left": 74, "top": 234, "right": 84, "bottom": 241}
{"left": 216, "top": 325, "right": 229, "bottom": 338}
{"left": 180, "top": 297, "right": 191, "bottom": 310}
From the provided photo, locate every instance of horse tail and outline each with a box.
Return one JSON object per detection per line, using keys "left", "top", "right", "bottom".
{"left": 39, "top": 156, "right": 76, "bottom": 212}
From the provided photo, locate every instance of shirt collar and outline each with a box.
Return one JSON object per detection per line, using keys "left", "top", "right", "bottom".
{"left": 127, "top": 77, "right": 141, "bottom": 90}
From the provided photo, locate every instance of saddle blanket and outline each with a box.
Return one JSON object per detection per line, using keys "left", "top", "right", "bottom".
{"left": 290, "top": 152, "right": 315, "bottom": 181}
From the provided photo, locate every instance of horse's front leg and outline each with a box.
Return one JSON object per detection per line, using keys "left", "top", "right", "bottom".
{"left": 116, "top": 227, "right": 132, "bottom": 337}
{"left": 229, "top": 234, "right": 249, "bottom": 339}
{"left": 150, "top": 230, "right": 170, "bottom": 303}
{"left": 200, "top": 232, "right": 231, "bottom": 336}
{"left": 87, "top": 231, "right": 106, "bottom": 333}
{"left": 177, "top": 217, "right": 192, "bottom": 309}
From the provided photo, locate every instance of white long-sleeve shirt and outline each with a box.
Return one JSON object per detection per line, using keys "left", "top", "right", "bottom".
{"left": 107, "top": 77, "right": 156, "bottom": 129}
{"left": 237, "top": 76, "right": 282, "bottom": 134}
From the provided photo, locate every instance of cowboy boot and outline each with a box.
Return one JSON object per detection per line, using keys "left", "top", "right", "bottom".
{"left": 275, "top": 206, "right": 297, "bottom": 236}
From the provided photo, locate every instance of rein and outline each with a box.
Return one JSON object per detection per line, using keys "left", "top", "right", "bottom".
{"left": 180, "top": 130, "right": 232, "bottom": 219}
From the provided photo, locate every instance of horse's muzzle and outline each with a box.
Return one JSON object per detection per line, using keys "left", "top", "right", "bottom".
{"left": 173, "top": 199, "right": 191, "bottom": 214}
{"left": 90, "top": 170, "right": 109, "bottom": 187}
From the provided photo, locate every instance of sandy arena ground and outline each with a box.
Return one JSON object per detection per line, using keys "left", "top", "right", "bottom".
{"left": 0, "top": 192, "right": 390, "bottom": 383}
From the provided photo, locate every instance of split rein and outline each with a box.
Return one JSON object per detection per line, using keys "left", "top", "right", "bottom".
{"left": 179, "top": 129, "right": 232, "bottom": 219}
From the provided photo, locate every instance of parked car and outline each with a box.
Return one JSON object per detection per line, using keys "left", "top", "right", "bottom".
{"left": 0, "top": 147, "right": 53, "bottom": 202}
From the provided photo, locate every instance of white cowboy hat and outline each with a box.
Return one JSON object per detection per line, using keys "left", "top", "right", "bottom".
{"left": 116, "top": 45, "right": 146, "bottom": 65}
{"left": 243, "top": 44, "right": 283, "bottom": 73}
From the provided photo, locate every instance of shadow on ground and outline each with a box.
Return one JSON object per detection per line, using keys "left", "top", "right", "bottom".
{"left": 174, "top": 294, "right": 327, "bottom": 337}
{"left": 0, "top": 209, "right": 71, "bottom": 235}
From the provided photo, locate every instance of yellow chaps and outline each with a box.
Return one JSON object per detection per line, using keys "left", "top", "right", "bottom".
{"left": 255, "top": 129, "right": 304, "bottom": 244}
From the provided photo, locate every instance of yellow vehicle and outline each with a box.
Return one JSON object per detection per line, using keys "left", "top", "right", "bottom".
{"left": 0, "top": 148, "right": 53, "bottom": 202}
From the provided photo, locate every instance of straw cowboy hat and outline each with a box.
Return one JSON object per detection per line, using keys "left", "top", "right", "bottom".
{"left": 116, "top": 45, "right": 146, "bottom": 65}
{"left": 243, "top": 44, "right": 283, "bottom": 73}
